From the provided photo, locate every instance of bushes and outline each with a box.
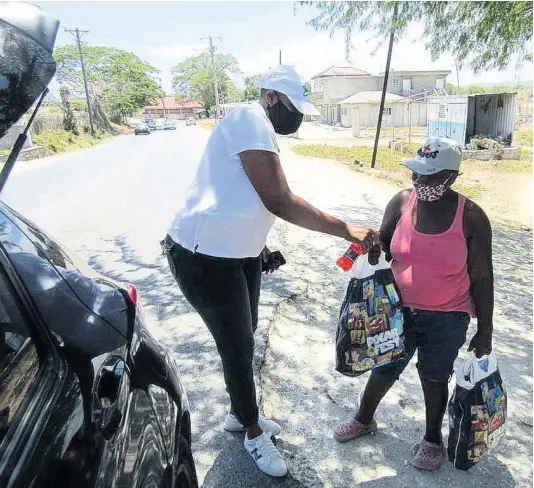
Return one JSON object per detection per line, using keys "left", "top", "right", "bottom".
{"left": 33, "top": 130, "right": 107, "bottom": 155}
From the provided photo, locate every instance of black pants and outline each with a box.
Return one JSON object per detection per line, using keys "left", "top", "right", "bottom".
{"left": 167, "top": 240, "right": 261, "bottom": 427}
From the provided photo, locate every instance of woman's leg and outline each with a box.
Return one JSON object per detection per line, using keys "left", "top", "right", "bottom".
{"left": 420, "top": 377, "right": 448, "bottom": 445}
{"left": 356, "top": 375, "right": 396, "bottom": 425}
{"left": 167, "top": 244, "right": 261, "bottom": 437}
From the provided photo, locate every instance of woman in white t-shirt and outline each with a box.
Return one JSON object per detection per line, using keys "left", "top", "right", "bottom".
{"left": 165, "top": 65, "right": 379, "bottom": 478}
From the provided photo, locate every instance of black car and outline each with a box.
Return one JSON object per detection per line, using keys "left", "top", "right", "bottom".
{"left": 0, "top": 3, "right": 199, "bottom": 487}
{"left": 0, "top": 203, "right": 199, "bottom": 488}
{"left": 135, "top": 123, "right": 151, "bottom": 135}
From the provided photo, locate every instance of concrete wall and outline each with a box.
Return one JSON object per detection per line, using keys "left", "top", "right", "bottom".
{"left": 322, "top": 76, "right": 379, "bottom": 104}
{"left": 0, "top": 117, "right": 32, "bottom": 151}
{"left": 340, "top": 102, "right": 427, "bottom": 128}
{"left": 385, "top": 74, "right": 447, "bottom": 95}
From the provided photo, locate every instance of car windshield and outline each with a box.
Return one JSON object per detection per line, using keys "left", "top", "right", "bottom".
{"left": 0, "top": 8, "right": 57, "bottom": 138}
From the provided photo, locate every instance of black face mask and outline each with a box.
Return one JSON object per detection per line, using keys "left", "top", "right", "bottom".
{"left": 267, "top": 101, "right": 303, "bottom": 135}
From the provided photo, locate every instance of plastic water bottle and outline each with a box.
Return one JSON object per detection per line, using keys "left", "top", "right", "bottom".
{"left": 336, "top": 243, "right": 363, "bottom": 272}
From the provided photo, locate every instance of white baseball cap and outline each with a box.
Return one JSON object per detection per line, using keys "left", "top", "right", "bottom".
{"left": 402, "top": 137, "right": 463, "bottom": 175}
{"left": 256, "top": 65, "right": 321, "bottom": 117}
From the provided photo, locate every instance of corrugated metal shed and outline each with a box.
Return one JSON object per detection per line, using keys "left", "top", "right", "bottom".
{"left": 427, "top": 93, "right": 517, "bottom": 146}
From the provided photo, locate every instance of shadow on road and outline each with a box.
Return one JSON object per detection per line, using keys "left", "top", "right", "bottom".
{"left": 85, "top": 192, "right": 532, "bottom": 487}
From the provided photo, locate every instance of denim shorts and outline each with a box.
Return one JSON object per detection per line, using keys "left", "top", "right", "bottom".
{"left": 371, "top": 308, "right": 471, "bottom": 383}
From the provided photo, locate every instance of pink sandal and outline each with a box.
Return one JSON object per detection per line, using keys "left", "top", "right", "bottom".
{"left": 333, "top": 417, "right": 377, "bottom": 443}
{"left": 410, "top": 439, "right": 445, "bottom": 470}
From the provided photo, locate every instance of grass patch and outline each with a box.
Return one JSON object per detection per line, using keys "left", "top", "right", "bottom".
{"left": 33, "top": 130, "right": 110, "bottom": 155}
{"left": 292, "top": 144, "right": 403, "bottom": 170}
{"left": 514, "top": 124, "right": 532, "bottom": 147}
{"left": 291, "top": 142, "right": 533, "bottom": 203}
{"left": 198, "top": 119, "right": 216, "bottom": 130}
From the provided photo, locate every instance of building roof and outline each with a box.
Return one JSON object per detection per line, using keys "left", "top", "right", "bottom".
{"left": 381, "top": 70, "right": 452, "bottom": 76}
{"left": 312, "top": 65, "right": 371, "bottom": 79}
{"left": 339, "top": 91, "right": 409, "bottom": 104}
{"left": 144, "top": 97, "right": 203, "bottom": 110}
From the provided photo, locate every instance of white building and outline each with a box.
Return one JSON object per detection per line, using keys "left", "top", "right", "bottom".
{"left": 312, "top": 66, "right": 451, "bottom": 124}
{"left": 339, "top": 91, "right": 427, "bottom": 130}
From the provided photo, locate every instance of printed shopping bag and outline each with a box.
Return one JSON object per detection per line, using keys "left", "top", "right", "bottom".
{"left": 448, "top": 351, "right": 507, "bottom": 470}
{"left": 335, "top": 252, "right": 405, "bottom": 377}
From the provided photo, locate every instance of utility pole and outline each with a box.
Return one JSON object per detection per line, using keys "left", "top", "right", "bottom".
{"left": 65, "top": 28, "right": 95, "bottom": 135}
{"left": 279, "top": 50, "right": 282, "bottom": 65}
{"left": 455, "top": 61, "right": 461, "bottom": 89}
{"left": 371, "top": 2, "right": 398, "bottom": 169}
{"left": 201, "top": 36, "right": 222, "bottom": 124}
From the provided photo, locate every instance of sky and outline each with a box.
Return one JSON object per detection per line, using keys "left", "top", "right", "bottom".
{"left": 36, "top": 0, "right": 533, "bottom": 95}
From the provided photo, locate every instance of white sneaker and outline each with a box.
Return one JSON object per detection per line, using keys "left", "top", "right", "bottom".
{"left": 244, "top": 432, "right": 288, "bottom": 477}
{"left": 223, "top": 413, "right": 281, "bottom": 436}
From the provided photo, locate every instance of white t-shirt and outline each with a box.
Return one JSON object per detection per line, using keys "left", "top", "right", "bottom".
{"left": 168, "top": 103, "right": 279, "bottom": 258}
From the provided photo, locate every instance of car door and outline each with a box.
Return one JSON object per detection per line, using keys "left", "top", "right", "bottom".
{"left": 0, "top": 205, "right": 170, "bottom": 487}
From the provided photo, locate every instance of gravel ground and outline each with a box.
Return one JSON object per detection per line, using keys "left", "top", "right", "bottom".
{"left": 3, "top": 126, "right": 531, "bottom": 487}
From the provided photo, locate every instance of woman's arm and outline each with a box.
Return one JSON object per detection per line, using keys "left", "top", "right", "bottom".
{"left": 464, "top": 200, "right": 494, "bottom": 358}
{"left": 368, "top": 189, "right": 410, "bottom": 263}
{"left": 240, "top": 150, "right": 380, "bottom": 251}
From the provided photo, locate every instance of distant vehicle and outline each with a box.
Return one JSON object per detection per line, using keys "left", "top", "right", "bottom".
{"left": 185, "top": 117, "right": 196, "bottom": 126}
{"left": 155, "top": 119, "right": 165, "bottom": 130}
{"left": 134, "top": 123, "right": 150, "bottom": 135}
{"left": 147, "top": 119, "right": 156, "bottom": 130}
{"left": 164, "top": 119, "right": 177, "bottom": 130}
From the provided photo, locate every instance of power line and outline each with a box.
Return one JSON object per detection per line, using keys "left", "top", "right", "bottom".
{"left": 61, "top": 25, "right": 176, "bottom": 48}
{"left": 201, "top": 36, "right": 222, "bottom": 125}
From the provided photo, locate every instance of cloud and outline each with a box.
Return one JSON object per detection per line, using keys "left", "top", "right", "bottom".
{"left": 147, "top": 43, "right": 207, "bottom": 62}
{"left": 236, "top": 27, "right": 532, "bottom": 86}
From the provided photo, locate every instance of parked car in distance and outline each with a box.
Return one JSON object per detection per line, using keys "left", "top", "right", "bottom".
{"left": 155, "top": 118, "right": 166, "bottom": 130}
{"left": 134, "top": 123, "right": 150, "bottom": 135}
{"left": 185, "top": 117, "right": 196, "bottom": 126}
{"left": 147, "top": 119, "right": 156, "bottom": 130}
{"left": 164, "top": 119, "right": 177, "bottom": 130}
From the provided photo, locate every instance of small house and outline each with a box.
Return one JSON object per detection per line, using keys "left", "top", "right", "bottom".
{"left": 338, "top": 91, "right": 427, "bottom": 132}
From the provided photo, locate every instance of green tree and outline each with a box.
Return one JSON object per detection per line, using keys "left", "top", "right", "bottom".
{"left": 299, "top": 1, "right": 533, "bottom": 74}
{"left": 225, "top": 82, "right": 244, "bottom": 103}
{"left": 244, "top": 75, "right": 261, "bottom": 101}
{"left": 171, "top": 52, "right": 241, "bottom": 113}
{"left": 54, "top": 45, "right": 164, "bottom": 126}
{"left": 59, "top": 86, "right": 78, "bottom": 134}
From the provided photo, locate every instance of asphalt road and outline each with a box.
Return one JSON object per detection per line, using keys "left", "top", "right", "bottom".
{"left": 2, "top": 122, "right": 532, "bottom": 487}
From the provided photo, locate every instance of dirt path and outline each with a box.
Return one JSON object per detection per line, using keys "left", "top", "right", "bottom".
{"left": 255, "top": 141, "right": 533, "bottom": 487}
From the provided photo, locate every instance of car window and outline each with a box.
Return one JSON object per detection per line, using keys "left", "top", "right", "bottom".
{"left": 0, "top": 269, "right": 39, "bottom": 446}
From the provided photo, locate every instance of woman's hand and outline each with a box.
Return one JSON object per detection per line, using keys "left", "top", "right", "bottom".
{"left": 345, "top": 224, "right": 380, "bottom": 253}
{"left": 367, "top": 244, "right": 382, "bottom": 266}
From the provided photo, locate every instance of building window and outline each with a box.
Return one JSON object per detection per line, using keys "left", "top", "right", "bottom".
{"left": 382, "top": 107, "right": 392, "bottom": 116}
{"left": 392, "top": 78, "right": 400, "bottom": 86}
{"left": 435, "top": 78, "right": 445, "bottom": 89}
{"left": 402, "top": 79, "right": 412, "bottom": 92}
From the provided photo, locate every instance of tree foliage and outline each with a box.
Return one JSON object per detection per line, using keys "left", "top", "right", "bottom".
{"left": 299, "top": 1, "right": 533, "bottom": 74}
{"left": 171, "top": 52, "right": 241, "bottom": 112}
{"left": 244, "top": 75, "right": 261, "bottom": 101}
{"left": 54, "top": 45, "right": 164, "bottom": 125}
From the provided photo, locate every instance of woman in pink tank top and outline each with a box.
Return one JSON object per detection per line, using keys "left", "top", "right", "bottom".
{"left": 333, "top": 137, "right": 494, "bottom": 471}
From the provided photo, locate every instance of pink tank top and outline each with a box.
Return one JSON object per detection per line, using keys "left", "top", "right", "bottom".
{"left": 390, "top": 191, "right": 474, "bottom": 316}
